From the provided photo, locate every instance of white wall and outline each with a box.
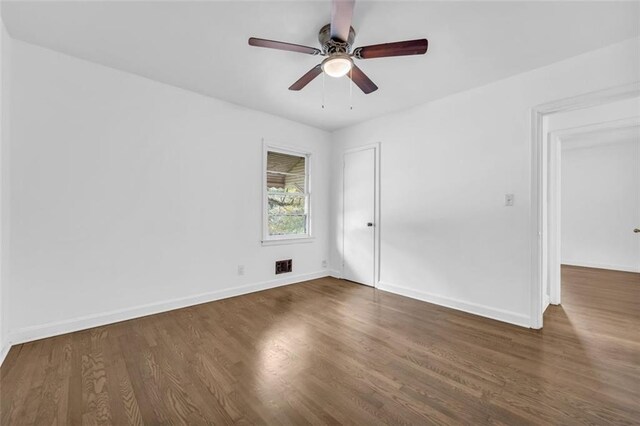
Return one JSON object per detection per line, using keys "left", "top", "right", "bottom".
{"left": 7, "top": 40, "right": 331, "bottom": 344}
{"left": 330, "top": 37, "right": 640, "bottom": 327}
{"left": 562, "top": 138, "right": 640, "bottom": 272}
{"left": 3, "top": 33, "right": 639, "bottom": 353}
{"left": 0, "top": 17, "right": 12, "bottom": 363}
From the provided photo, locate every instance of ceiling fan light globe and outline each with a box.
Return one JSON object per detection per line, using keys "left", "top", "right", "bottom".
{"left": 322, "top": 56, "right": 353, "bottom": 78}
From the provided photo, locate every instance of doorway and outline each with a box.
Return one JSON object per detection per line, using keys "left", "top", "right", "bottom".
{"left": 554, "top": 123, "right": 639, "bottom": 299}
{"left": 342, "top": 144, "right": 380, "bottom": 287}
{"left": 532, "top": 84, "right": 640, "bottom": 328}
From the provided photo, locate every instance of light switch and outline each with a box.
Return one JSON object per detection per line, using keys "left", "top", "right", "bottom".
{"left": 505, "top": 194, "right": 515, "bottom": 207}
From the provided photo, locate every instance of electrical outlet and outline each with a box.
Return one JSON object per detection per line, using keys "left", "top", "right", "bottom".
{"left": 321, "top": 260, "right": 327, "bottom": 268}
{"left": 505, "top": 193, "right": 515, "bottom": 207}
{"left": 237, "top": 265, "right": 245, "bottom": 275}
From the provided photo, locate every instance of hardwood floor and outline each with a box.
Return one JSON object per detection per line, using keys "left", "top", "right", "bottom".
{"left": 1, "top": 266, "right": 639, "bottom": 425}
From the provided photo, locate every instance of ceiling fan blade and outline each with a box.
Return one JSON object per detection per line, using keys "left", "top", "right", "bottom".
{"left": 289, "top": 65, "right": 323, "bottom": 91}
{"left": 330, "top": 0, "right": 355, "bottom": 42}
{"left": 249, "top": 37, "right": 321, "bottom": 55}
{"left": 353, "top": 39, "right": 428, "bottom": 59}
{"left": 348, "top": 64, "right": 378, "bottom": 94}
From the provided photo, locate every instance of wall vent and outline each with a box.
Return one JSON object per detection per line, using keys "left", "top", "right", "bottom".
{"left": 275, "top": 259, "right": 292, "bottom": 274}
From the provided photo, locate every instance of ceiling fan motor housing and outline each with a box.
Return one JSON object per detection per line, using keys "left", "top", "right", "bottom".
{"left": 318, "top": 23, "right": 356, "bottom": 55}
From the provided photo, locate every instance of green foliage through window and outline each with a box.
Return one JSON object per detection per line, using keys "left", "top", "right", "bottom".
{"left": 266, "top": 150, "right": 309, "bottom": 237}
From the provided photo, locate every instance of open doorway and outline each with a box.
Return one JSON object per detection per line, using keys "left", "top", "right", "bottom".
{"left": 532, "top": 88, "right": 640, "bottom": 328}
{"left": 556, "top": 125, "right": 639, "bottom": 319}
{"left": 560, "top": 127, "right": 639, "bottom": 272}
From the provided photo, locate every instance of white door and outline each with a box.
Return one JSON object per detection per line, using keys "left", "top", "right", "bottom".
{"left": 343, "top": 147, "right": 376, "bottom": 286}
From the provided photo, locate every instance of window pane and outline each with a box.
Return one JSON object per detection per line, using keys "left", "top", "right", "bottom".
{"left": 268, "top": 214, "right": 307, "bottom": 236}
{"left": 264, "top": 149, "right": 310, "bottom": 238}
{"left": 268, "top": 194, "right": 306, "bottom": 215}
{"left": 267, "top": 151, "right": 305, "bottom": 193}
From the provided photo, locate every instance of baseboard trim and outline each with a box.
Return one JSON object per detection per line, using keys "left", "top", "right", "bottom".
{"left": 562, "top": 261, "right": 640, "bottom": 273}
{"left": 329, "top": 269, "right": 342, "bottom": 279}
{"left": 0, "top": 342, "right": 10, "bottom": 367}
{"left": 7, "top": 271, "right": 330, "bottom": 347}
{"left": 377, "top": 281, "right": 531, "bottom": 328}
{"left": 543, "top": 293, "right": 550, "bottom": 313}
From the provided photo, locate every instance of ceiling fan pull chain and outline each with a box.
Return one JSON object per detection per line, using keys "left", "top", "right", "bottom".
{"left": 322, "top": 72, "right": 326, "bottom": 109}
{"left": 349, "top": 67, "right": 353, "bottom": 110}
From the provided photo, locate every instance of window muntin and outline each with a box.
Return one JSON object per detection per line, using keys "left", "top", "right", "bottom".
{"left": 264, "top": 149, "right": 310, "bottom": 239}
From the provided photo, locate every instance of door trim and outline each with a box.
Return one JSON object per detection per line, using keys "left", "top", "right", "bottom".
{"left": 342, "top": 142, "right": 381, "bottom": 287}
{"left": 530, "top": 81, "right": 640, "bottom": 329}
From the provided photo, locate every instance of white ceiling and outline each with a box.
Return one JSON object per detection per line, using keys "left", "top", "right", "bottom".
{"left": 2, "top": 1, "right": 639, "bottom": 130}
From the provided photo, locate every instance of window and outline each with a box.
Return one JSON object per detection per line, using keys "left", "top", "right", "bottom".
{"left": 263, "top": 147, "right": 311, "bottom": 241}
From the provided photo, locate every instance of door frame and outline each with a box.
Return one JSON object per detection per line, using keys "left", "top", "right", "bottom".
{"left": 530, "top": 82, "right": 640, "bottom": 329}
{"left": 547, "top": 117, "right": 640, "bottom": 308}
{"left": 342, "top": 142, "right": 381, "bottom": 287}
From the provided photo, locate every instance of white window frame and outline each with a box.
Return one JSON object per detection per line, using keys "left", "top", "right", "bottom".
{"left": 262, "top": 141, "right": 313, "bottom": 245}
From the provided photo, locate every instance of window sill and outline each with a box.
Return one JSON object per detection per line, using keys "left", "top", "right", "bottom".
{"left": 261, "top": 236, "right": 315, "bottom": 247}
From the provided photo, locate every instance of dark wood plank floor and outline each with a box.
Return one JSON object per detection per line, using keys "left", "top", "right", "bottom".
{"left": 1, "top": 266, "right": 639, "bottom": 425}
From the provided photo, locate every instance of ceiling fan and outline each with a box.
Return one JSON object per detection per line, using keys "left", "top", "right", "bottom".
{"left": 248, "top": 0, "right": 428, "bottom": 94}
